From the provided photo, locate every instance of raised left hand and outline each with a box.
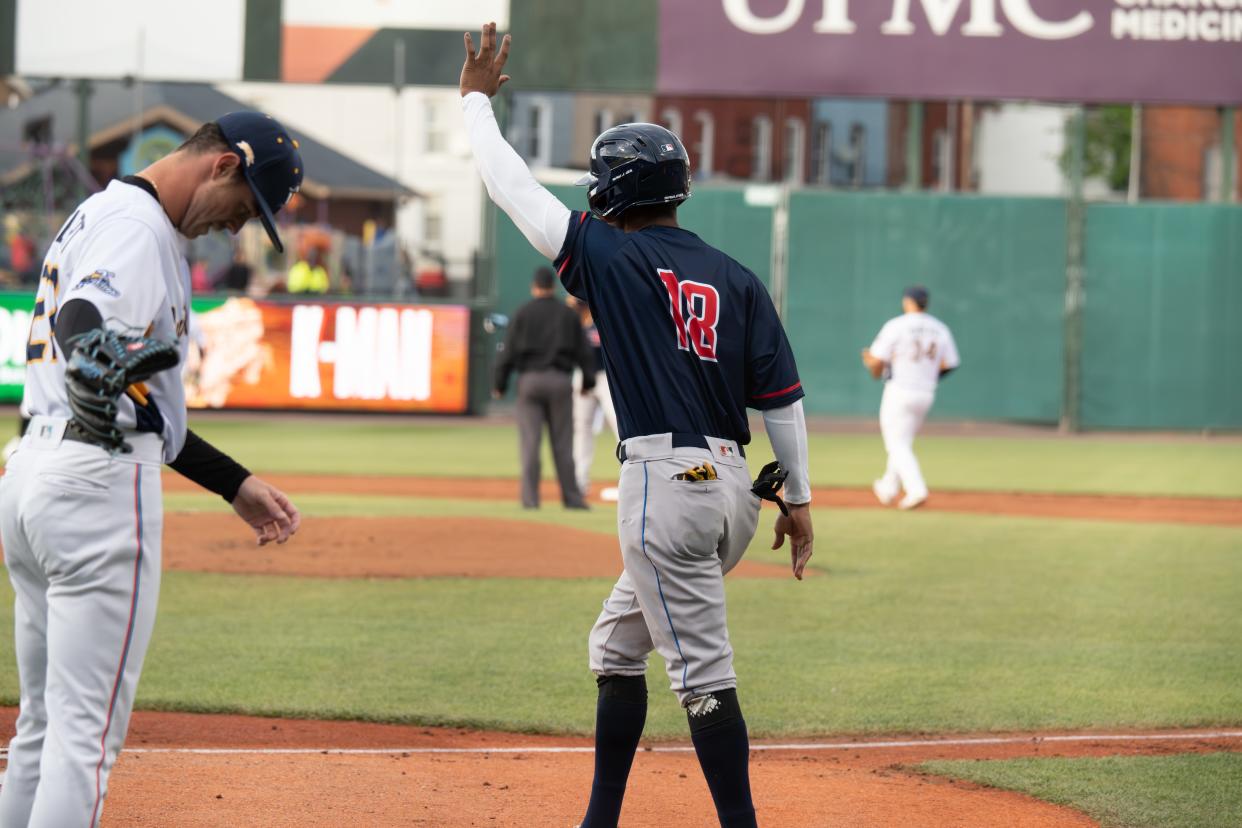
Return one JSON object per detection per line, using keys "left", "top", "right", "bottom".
{"left": 460, "top": 21, "right": 511, "bottom": 98}
{"left": 231, "top": 474, "right": 301, "bottom": 546}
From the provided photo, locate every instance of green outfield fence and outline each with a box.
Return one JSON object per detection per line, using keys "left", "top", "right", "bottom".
{"left": 493, "top": 188, "right": 1242, "bottom": 430}
{"left": 1082, "top": 204, "right": 1242, "bottom": 430}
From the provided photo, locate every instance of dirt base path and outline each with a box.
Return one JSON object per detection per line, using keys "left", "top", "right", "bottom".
{"left": 4, "top": 709, "right": 1240, "bottom": 827}
{"left": 165, "top": 474, "right": 1242, "bottom": 527}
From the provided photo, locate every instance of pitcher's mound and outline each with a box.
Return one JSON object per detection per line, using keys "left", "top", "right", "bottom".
{"left": 164, "top": 514, "right": 794, "bottom": 579}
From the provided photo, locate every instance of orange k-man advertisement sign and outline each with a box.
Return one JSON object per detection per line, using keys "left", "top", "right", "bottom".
{"left": 185, "top": 298, "right": 470, "bottom": 412}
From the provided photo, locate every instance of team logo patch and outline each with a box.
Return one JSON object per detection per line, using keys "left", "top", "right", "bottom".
{"left": 236, "top": 140, "right": 256, "bottom": 167}
{"left": 719, "top": 444, "right": 735, "bottom": 457}
{"left": 73, "top": 270, "right": 120, "bottom": 298}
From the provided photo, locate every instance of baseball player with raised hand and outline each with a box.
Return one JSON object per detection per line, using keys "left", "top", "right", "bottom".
{"left": 861, "top": 285, "right": 960, "bottom": 510}
{"left": 0, "top": 112, "right": 302, "bottom": 827}
{"left": 462, "top": 24, "right": 814, "bottom": 828}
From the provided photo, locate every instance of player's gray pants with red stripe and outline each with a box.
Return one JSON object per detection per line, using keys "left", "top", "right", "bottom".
{"left": 588, "top": 434, "right": 760, "bottom": 705}
{"left": 0, "top": 434, "right": 163, "bottom": 828}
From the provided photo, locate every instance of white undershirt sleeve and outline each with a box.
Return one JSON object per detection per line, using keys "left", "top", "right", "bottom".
{"left": 761, "top": 399, "right": 812, "bottom": 505}
{"left": 461, "top": 91, "right": 572, "bottom": 261}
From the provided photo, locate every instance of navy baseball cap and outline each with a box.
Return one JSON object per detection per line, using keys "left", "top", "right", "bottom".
{"left": 216, "top": 111, "right": 304, "bottom": 253}
{"left": 904, "top": 285, "right": 929, "bottom": 308}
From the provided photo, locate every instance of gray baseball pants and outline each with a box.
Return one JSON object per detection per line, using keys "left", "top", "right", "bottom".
{"left": 588, "top": 433, "right": 760, "bottom": 705}
{"left": 515, "top": 368, "right": 585, "bottom": 508}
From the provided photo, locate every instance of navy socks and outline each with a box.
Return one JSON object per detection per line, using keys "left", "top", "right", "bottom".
{"left": 580, "top": 675, "right": 648, "bottom": 828}
{"left": 687, "top": 689, "right": 757, "bottom": 828}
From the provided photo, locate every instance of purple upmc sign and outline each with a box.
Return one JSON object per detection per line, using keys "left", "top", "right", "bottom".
{"left": 658, "top": 0, "right": 1242, "bottom": 104}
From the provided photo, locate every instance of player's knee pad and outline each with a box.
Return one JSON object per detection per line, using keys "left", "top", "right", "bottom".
{"left": 596, "top": 673, "right": 647, "bottom": 704}
{"left": 684, "top": 687, "right": 743, "bottom": 735}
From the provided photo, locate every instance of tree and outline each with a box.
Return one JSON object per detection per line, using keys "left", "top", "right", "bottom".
{"left": 1061, "top": 105, "right": 1132, "bottom": 193}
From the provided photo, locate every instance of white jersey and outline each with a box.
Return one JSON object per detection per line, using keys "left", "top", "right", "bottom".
{"left": 869, "top": 312, "right": 960, "bottom": 393}
{"left": 22, "top": 179, "right": 191, "bottom": 462}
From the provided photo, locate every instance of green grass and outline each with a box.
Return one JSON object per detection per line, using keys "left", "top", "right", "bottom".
{"left": 184, "top": 417, "right": 1242, "bottom": 498}
{"left": 920, "top": 753, "right": 1242, "bottom": 828}
{"left": 2, "top": 508, "right": 1238, "bottom": 737}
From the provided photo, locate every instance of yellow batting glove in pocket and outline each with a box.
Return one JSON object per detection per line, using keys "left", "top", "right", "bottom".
{"left": 673, "top": 462, "right": 718, "bottom": 482}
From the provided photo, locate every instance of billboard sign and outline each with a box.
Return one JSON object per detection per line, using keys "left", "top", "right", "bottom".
{"left": 0, "top": 293, "right": 471, "bottom": 413}
{"left": 186, "top": 298, "right": 470, "bottom": 413}
{"left": 659, "top": 0, "right": 1242, "bottom": 104}
{"left": 0, "top": 296, "right": 33, "bottom": 403}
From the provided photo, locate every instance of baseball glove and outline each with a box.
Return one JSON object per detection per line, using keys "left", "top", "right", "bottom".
{"left": 65, "top": 328, "right": 180, "bottom": 453}
{"left": 751, "top": 460, "right": 790, "bottom": 516}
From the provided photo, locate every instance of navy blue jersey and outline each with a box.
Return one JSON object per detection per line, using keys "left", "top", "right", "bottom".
{"left": 554, "top": 211, "right": 803, "bottom": 445}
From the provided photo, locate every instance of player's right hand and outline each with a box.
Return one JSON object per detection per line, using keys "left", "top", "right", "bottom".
{"left": 772, "top": 503, "right": 814, "bottom": 580}
{"left": 460, "top": 22, "right": 511, "bottom": 98}
{"left": 232, "top": 475, "right": 301, "bottom": 546}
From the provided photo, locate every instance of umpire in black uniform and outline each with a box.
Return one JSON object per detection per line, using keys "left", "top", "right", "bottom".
{"left": 493, "top": 267, "right": 595, "bottom": 509}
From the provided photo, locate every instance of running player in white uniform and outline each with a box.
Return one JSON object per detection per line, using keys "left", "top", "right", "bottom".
{"left": 862, "top": 286, "right": 960, "bottom": 510}
{"left": 0, "top": 111, "right": 302, "bottom": 828}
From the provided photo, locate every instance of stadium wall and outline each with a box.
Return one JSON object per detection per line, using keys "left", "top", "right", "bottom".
{"left": 1081, "top": 204, "right": 1242, "bottom": 430}
{"left": 492, "top": 190, "right": 1240, "bottom": 430}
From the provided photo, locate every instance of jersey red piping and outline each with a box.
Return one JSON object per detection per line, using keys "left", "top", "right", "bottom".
{"left": 750, "top": 381, "right": 802, "bottom": 401}
{"left": 91, "top": 466, "right": 144, "bottom": 828}
{"left": 556, "top": 213, "right": 589, "bottom": 276}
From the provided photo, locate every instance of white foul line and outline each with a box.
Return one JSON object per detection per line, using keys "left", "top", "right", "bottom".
{"left": 2, "top": 730, "right": 1240, "bottom": 758}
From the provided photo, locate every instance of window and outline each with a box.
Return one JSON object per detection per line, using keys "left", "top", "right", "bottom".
{"left": 425, "top": 100, "right": 446, "bottom": 153}
{"left": 751, "top": 115, "right": 773, "bottom": 181}
{"left": 693, "top": 111, "right": 715, "bottom": 177}
{"left": 931, "top": 128, "right": 949, "bottom": 191}
{"left": 661, "top": 108, "right": 683, "bottom": 139}
{"left": 524, "top": 98, "right": 553, "bottom": 168}
{"left": 528, "top": 105, "right": 543, "bottom": 161}
{"left": 810, "top": 122, "right": 831, "bottom": 185}
{"left": 845, "top": 123, "right": 866, "bottom": 187}
{"left": 821, "top": 122, "right": 866, "bottom": 188}
{"left": 783, "top": 117, "right": 805, "bottom": 183}
{"left": 592, "top": 108, "right": 613, "bottom": 139}
{"left": 423, "top": 197, "right": 443, "bottom": 248}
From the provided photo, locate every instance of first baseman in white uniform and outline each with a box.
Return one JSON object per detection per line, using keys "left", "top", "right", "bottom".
{"left": 0, "top": 111, "right": 302, "bottom": 828}
{"left": 861, "top": 285, "right": 960, "bottom": 510}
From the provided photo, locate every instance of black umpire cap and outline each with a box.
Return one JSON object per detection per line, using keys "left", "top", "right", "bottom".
{"left": 533, "top": 267, "right": 556, "bottom": 290}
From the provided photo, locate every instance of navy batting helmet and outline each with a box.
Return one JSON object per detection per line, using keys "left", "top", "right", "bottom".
{"left": 574, "top": 123, "right": 691, "bottom": 220}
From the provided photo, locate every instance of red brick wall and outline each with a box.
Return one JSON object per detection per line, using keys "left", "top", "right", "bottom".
{"left": 654, "top": 97, "right": 812, "bottom": 182}
{"left": 1142, "top": 106, "right": 1220, "bottom": 201}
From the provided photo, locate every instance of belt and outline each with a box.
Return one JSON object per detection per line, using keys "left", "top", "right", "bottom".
{"left": 22, "top": 415, "right": 165, "bottom": 464}
{"left": 63, "top": 421, "right": 99, "bottom": 446}
{"left": 616, "top": 433, "right": 745, "bottom": 463}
